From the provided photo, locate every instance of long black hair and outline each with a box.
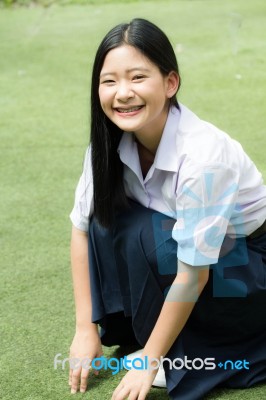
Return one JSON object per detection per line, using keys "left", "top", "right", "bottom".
{"left": 90, "top": 18, "right": 181, "bottom": 227}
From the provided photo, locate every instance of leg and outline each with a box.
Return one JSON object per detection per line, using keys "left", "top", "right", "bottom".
{"left": 88, "top": 200, "right": 177, "bottom": 346}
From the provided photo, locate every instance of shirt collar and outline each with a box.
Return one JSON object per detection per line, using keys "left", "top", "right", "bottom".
{"left": 153, "top": 105, "right": 180, "bottom": 172}
{"left": 155, "top": 103, "right": 204, "bottom": 169}
{"left": 117, "top": 129, "right": 141, "bottom": 177}
{"left": 117, "top": 103, "right": 201, "bottom": 174}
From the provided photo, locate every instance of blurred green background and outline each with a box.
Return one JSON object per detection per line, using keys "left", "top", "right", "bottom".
{"left": 1, "top": 0, "right": 265, "bottom": 399}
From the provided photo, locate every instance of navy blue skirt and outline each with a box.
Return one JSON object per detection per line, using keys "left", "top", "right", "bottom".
{"left": 88, "top": 200, "right": 266, "bottom": 399}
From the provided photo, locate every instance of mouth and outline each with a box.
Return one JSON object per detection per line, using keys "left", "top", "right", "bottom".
{"left": 114, "top": 105, "right": 144, "bottom": 114}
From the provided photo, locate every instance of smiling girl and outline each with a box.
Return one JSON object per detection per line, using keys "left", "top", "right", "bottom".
{"left": 68, "top": 18, "right": 266, "bottom": 400}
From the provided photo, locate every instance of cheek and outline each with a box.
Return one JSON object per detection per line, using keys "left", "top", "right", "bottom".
{"left": 141, "top": 82, "right": 165, "bottom": 101}
{"left": 99, "top": 88, "right": 113, "bottom": 109}
{"left": 98, "top": 88, "right": 105, "bottom": 105}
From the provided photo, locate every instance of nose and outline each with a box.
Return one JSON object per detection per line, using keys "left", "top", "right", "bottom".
{"left": 115, "top": 81, "right": 134, "bottom": 102}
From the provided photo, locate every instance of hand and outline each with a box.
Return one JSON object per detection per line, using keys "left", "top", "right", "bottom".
{"left": 111, "top": 367, "right": 157, "bottom": 400}
{"left": 69, "top": 328, "right": 103, "bottom": 394}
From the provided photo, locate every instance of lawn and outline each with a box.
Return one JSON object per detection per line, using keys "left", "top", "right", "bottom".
{"left": 0, "top": 0, "right": 266, "bottom": 399}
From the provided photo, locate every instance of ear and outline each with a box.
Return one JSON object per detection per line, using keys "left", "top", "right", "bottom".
{"left": 166, "top": 71, "right": 180, "bottom": 98}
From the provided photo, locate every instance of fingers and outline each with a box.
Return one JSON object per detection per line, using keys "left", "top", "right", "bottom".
{"left": 68, "top": 350, "right": 103, "bottom": 393}
{"left": 112, "top": 388, "right": 147, "bottom": 400}
{"left": 80, "top": 367, "right": 90, "bottom": 393}
{"left": 111, "top": 380, "right": 148, "bottom": 400}
{"left": 111, "top": 383, "right": 130, "bottom": 400}
{"left": 70, "top": 365, "right": 90, "bottom": 394}
{"left": 137, "top": 391, "right": 148, "bottom": 400}
{"left": 70, "top": 366, "right": 81, "bottom": 394}
{"left": 93, "top": 356, "right": 101, "bottom": 376}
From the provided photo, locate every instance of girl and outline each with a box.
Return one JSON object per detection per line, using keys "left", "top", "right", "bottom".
{"left": 69, "top": 18, "right": 266, "bottom": 400}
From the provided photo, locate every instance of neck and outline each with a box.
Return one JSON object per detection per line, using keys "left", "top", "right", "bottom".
{"left": 136, "top": 139, "right": 156, "bottom": 160}
{"left": 133, "top": 103, "right": 170, "bottom": 154}
{"left": 135, "top": 136, "right": 159, "bottom": 156}
{"left": 136, "top": 140, "right": 155, "bottom": 178}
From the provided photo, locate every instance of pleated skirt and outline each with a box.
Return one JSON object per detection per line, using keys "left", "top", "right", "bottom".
{"left": 88, "top": 200, "right": 266, "bottom": 399}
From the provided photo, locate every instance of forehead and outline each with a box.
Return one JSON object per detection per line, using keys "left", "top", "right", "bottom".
{"left": 100, "top": 45, "right": 157, "bottom": 74}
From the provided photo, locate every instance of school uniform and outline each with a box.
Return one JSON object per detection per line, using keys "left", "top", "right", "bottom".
{"left": 70, "top": 104, "right": 266, "bottom": 399}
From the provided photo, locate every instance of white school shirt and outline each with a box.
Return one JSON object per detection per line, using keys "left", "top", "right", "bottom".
{"left": 70, "top": 104, "right": 266, "bottom": 266}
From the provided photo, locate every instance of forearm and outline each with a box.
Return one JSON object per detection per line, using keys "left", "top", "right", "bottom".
{"left": 71, "top": 225, "right": 97, "bottom": 333}
{"left": 143, "top": 261, "right": 209, "bottom": 360}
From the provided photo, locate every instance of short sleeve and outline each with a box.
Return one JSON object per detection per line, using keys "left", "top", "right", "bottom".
{"left": 172, "top": 160, "right": 240, "bottom": 266}
{"left": 69, "top": 146, "right": 94, "bottom": 231}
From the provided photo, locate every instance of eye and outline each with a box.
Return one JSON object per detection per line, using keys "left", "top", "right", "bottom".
{"left": 101, "top": 79, "right": 116, "bottom": 85}
{"left": 133, "top": 74, "right": 145, "bottom": 81}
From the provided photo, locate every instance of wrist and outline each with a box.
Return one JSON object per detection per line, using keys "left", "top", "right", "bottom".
{"left": 142, "top": 350, "right": 163, "bottom": 363}
{"left": 75, "top": 321, "right": 99, "bottom": 335}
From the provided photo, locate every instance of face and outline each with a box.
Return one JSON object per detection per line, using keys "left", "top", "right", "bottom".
{"left": 98, "top": 45, "right": 178, "bottom": 151}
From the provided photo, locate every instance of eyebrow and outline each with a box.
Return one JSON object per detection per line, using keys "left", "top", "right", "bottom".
{"left": 100, "top": 67, "right": 151, "bottom": 78}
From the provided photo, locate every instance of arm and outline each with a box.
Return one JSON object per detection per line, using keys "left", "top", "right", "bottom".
{"left": 70, "top": 226, "right": 96, "bottom": 333}
{"left": 69, "top": 226, "right": 103, "bottom": 394}
{"left": 142, "top": 260, "right": 209, "bottom": 360}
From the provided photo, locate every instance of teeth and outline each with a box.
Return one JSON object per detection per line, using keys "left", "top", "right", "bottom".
{"left": 117, "top": 106, "right": 142, "bottom": 113}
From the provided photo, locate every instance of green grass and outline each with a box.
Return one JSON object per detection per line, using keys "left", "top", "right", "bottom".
{"left": 0, "top": 0, "right": 266, "bottom": 399}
